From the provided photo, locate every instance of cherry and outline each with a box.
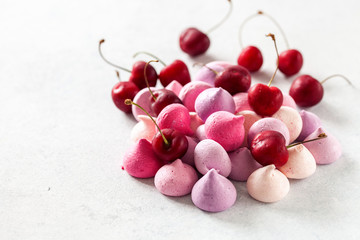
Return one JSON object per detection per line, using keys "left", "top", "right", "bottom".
{"left": 98, "top": 39, "right": 158, "bottom": 90}
{"left": 111, "top": 71, "right": 139, "bottom": 113}
{"left": 134, "top": 52, "right": 191, "bottom": 87}
{"left": 214, "top": 65, "right": 251, "bottom": 95}
{"left": 237, "top": 46, "right": 263, "bottom": 72}
{"left": 125, "top": 99, "right": 188, "bottom": 163}
{"left": 289, "top": 74, "right": 353, "bottom": 107}
{"left": 250, "top": 130, "right": 289, "bottom": 167}
{"left": 278, "top": 49, "right": 303, "bottom": 76}
{"left": 179, "top": 0, "right": 233, "bottom": 56}
{"left": 248, "top": 34, "right": 283, "bottom": 116}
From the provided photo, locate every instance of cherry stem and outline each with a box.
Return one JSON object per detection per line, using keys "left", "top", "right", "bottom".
{"left": 193, "top": 62, "right": 219, "bottom": 75}
{"left": 320, "top": 74, "right": 354, "bottom": 87}
{"left": 124, "top": 99, "right": 169, "bottom": 146}
{"left": 238, "top": 10, "right": 290, "bottom": 50}
{"left": 133, "top": 51, "right": 167, "bottom": 67}
{"left": 266, "top": 33, "right": 279, "bottom": 87}
{"left": 286, "top": 133, "right": 327, "bottom": 149}
{"left": 144, "top": 60, "right": 159, "bottom": 101}
{"left": 206, "top": 0, "right": 233, "bottom": 34}
{"left": 115, "top": 70, "right": 121, "bottom": 81}
{"left": 98, "top": 39, "right": 131, "bottom": 73}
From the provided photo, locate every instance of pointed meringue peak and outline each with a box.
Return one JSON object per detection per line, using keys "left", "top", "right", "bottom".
{"left": 303, "top": 127, "right": 341, "bottom": 165}
{"left": 130, "top": 115, "right": 157, "bottom": 143}
{"left": 191, "top": 168, "right": 237, "bottom": 212}
{"left": 165, "top": 80, "right": 183, "bottom": 97}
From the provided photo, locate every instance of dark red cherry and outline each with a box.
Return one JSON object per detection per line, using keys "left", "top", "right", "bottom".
{"left": 152, "top": 128, "right": 188, "bottom": 163}
{"left": 214, "top": 65, "right": 251, "bottom": 95}
{"left": 128, "top": 61, "right": 158, "bottom": 89}
{"left": 250, "top": 130, "right": 289, "bottom": 167}
{"left": 248, "top": 83, "right": 283, "bottom": 116}
{"left": 112, "top": 81, "right": 139, "bottom": 113}
{"left": 159, "top": 60, "right": 191, "bottom": 87}
{"left": 151, "top": 89, "right": 183, "bottom": 116}
{"left": 237, "top": 46, "right": 263, "bottom": 72}
{"left": 179, "top": 28, "right": 210, "bottom": 57}
{"left": 278, "top": 49, "right": 303, "bottom": 76}
{"left": 289, "top": 74, "right": 323, "bottom": 107}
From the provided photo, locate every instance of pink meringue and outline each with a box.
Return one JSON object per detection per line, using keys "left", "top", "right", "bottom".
{"left": 194, "top": 139, "right": 231, "bottom": 177}
{"left": 205, "top": 111, "right": 245, "bottom": 152}
{"left": 228, "top": 147, "right": 262, "bottom": 181}
{"left": 181, "top": 136, "right": 198, "bottom": 166}
{"left": 297, "top": 110, "right": 322, "bottom": 141}
{"left": 132, "top": 87, "right": 157, "bottom": 121}
{"left": 282, "top": 94, "right": 297, "bottom": 109}
{"left": 156, "top": 103, "right": 193, "bottom": 136}
{"left": 247, "top": 117, "right": 291, "bottom": 146}
{"left": 191, "top": 169, "right": 237, "bottom": 212}
{"left": 272, "top": 106, "right": 303, "bottom": 143}
{"left": 237, "top": 110, "right": 261, "bottom": 147}
{"left": 165, "top": 80, "right": 183, "bottom": 97}
{"left": 247, "top": 164, "right": 290, "bottom": 203}
{"left": 194, "top": 61, "right": 233, "bottom": 86}
{"left": 189, "top": 112, "right": 204, "bottom": 134}
{"left": 154, "top": 159, "right": 198, "bottom": 197}
{"left": 130, "top": 115, "right": 156, "bottom": 143}
{"left": 195, "top": 124, "right": 207, "bottom": 141}
{"left": 278, "top": 144, "right": 316, "bottom": 179}
{"left": 233, "top": 92, "right": 253, "bottom": 113}
{"left": 195, "top": 87, "right": 235, "bottom": 122}
{"left": 122, "top": 139, "right": 163, "bottom": 178}
{"left": 303, "top": 127, "right": 342, "bottom": 165}
{"left": 179, "top": 81, "right": 212, "bottom": 111}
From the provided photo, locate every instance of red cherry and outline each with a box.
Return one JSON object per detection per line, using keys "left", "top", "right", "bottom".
{"left": 179, "top": 28, "right": 210, "bottom": 57}
{"left": 159, "top": 60, "right": 191, "bottom": 87}
{"left": 250, "top": 130, "right": 289, "bottom": 167}
{"left": 248, "top": 83, "right": 283, "bottom": 116}
{"left": 112, "top": 81, "right": 139, "bottom": 113}
{"left": 237, "top": 46, "right": 263, "bottom": 72}
{"left": 289, "top": 75, "right": 323, "bottom": 107}
{"left": 214, "top": 65, "right": 251, "bottom": 95}
{"left": 128, "top": 61, "right": 158, "bottom": 89}
{"left": 278, "top": 49, "right": 303, "bottom": 76}
{"left": 152, "top": 128, "right": 188, "bottom": 163}
{"left": 151, "top": 89, "right": 183, "bottom": 116}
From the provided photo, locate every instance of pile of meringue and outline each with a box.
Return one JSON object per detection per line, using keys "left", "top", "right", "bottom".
{"left": 122, "top": 61, "right": 342, "bottom": 212}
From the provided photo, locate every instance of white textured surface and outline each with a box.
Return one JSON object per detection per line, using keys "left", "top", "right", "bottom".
{"left": 1, "top": 0, "right": 360, "bottom": 239}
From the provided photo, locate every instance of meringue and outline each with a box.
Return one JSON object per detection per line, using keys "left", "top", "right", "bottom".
{"left": 181, "top": 136, "right": 198, "bottom": 166}
{"left": 130, "top": 115, "right": 156, "bottom": 143}
{"left": 165, "top": 80, "right": 183, "bottom": 97}
{"left": 195, "top": 87, "right": 235, "bottom": 122}
{"left": 247, "top": 117, "right": 291, "bottom": 146}
{"left": 272, "top": 106, "right": 303, "bottom": 143}
{"left": 132, "top": 87, "right": 157, "bottom": 121}
{"left": 195, "top": 124, "right": 207, "bottom": 141}
{"left": 194, "top": 139, "right": 231, "bottom": 177}
{"left": 191, "top": 169, "right": 237, "bottom": 212}
{"left": 282, "top": 94, "right": 297, "bottom": 109}
{"left": 233, "top": 92, "right": 253, "bottom": 113}
{"left": 237, "top": 110, "right": 261, "bottom": 147}
{"left": 278, "top": 144, "right": 316, "bottom": 179}
{"left": 228, "top": 147, "right": 262, "bottom": 181}
{"left": 122, "top": 139, "right": 163, "bottom": 178}
{"left": 205, "top": 111, "right": 245, "bottom": 152}
{"left": 154, "top": 159, "right": 198, "bottom": 197}
{"left": 189, "top": 112, "right": 204, "bottom": 134}
{"left": 179, "top": 81, "right": 212, "bottom": 112}
{"left": 194, "top": 61, "right": 233, "bottom": 86}
{"left": 303, "top": 127, "right": 342, "bottom": 165}
{"left": 297, "top": 110, "right": 322, "bottom": 141}
{"left": 247, "top": 164, "right": 290, "bottom": 203}
{"left": 156, "top": 103, "right": 193, "bottom": 136}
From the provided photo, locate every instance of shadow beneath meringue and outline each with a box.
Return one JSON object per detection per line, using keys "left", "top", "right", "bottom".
{"left": 166, "top": 194, "right": 194, "bottom": 206}
{"left": 136, "top": 177, "right": 155, "bottom": 187}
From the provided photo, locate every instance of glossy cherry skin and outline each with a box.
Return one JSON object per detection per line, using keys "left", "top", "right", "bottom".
{"left": 151, "top": 89, "right": 183, "bottom": 116}
{"left": 237, "top": 46, "right": 263, "bottom": 72}
{"left": 289, "top": 74, "right": 324, "bottom": 107}
{"left": 179, "top": 27, "right": 210, "bottom": 56}
{"left": 152, "top": 128, "right": 188, "bottom": 163}
{"left": 278, "top": 49, "right": 303, "bottom": 76}
{"left": 111, "top": 81, "right": 139, "bottom": 113}
{"left": 248, "top": 83, "right": 283, "bottom": 116}
{"left": 214, "top": 65, "right": 251, "bottom": 95}
{"left": 250, "top": 130, "right": 289, "bottom": 167}
{"left": 128, "top": 61, "right": 158, "bottom": 90}
{"left": 159, "top": 60, "right": 191, "bottom": 87}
